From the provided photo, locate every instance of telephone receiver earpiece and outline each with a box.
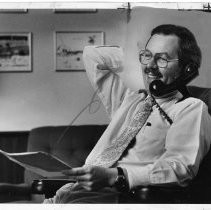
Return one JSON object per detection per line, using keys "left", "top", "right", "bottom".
{"left": 149, "top": 64, "right": 199, "bottom": 97}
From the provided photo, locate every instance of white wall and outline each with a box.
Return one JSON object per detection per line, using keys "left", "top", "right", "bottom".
{"left": 123, "top": 7, "right": 211, "bottom": 91}
{"left": 0, "top": 8, "right": 211, "bottom": 131}
{"left": 0, "top": 9, "right": 127, "bottom": 131}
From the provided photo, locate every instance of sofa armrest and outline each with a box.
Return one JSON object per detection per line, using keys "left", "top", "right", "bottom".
{"left": 121, "top": 185, "right": 191, "bottom": 203}
{"left": 122, "top": 184, "right": 211, "bottom": 203}
{"left": 30, "top": 179, "right": 193, "bottom": 203}
{"left": 32, "top": 179, "right": 75, "bottom": 198}
{"left": 31, "top": 178, "right": 211, "bottom": 203}
{"left": 0, "top": 183, "right": 31, "bottom": 194}
{"left": 0, "top": 183, "right": 32, "bottom": 202}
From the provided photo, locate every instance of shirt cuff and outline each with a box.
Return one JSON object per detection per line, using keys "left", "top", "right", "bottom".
{"left": 120, "top": 164, "right": 153, "bottom": 189}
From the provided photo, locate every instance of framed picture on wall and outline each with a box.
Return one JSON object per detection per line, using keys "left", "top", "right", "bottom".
{"left": 55, "top": 31, "right": 104, "bottom": 71}
{"left": 53, "top": 9, "right": 97, "bottom": 13}
{"left": 0, "top": 32, "right": 32, "bottom": 72}
{"left": 0, "top": 9, "right": 28, "bottom": 13}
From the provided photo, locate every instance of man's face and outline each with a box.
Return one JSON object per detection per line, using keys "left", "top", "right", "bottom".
{"left": 141, "top": 34, "right": 181, "bottom": 94}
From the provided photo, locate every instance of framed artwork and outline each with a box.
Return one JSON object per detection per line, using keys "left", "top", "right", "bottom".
{"left": 0, "top": 9, "right": 28, "bottom": 13}
{"left": 53, "top": 9, "right": 97, "bottom": 13}
{"left": 0, "top": 32, "right": 32, "bottom": 72}
{"left": 55, "top": 31, "right": 104, "bottom": 71}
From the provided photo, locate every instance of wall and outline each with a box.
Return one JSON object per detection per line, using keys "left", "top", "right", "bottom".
{"left": 123, "top": 7, "right": 211, "bottom": 91}
{"left": 0, "top": 8, "right": 211, "bottom": 131}
{"left": 0, "top": 9, "right": 127, "bottom": 131}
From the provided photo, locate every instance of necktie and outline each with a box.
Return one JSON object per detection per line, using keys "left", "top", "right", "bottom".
{"left": 91, "top": 95, "right": 155, "bottom": 168}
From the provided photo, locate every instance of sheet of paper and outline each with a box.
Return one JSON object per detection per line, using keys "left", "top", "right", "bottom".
{"left": 0, "top": 149, "right": 72, "bottom": 177}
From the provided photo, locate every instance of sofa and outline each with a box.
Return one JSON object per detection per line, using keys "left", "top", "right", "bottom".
{"left": 0, "top": 124, "right": 107, "bottom": 203}
{"left": 0, "top": 85, "right": 211, "bottom": 203}
{"left": 25, "top": 124, "right": 107, "bottom": 185}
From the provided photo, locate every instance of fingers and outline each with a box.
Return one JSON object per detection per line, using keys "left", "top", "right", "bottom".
{"left": 72, "top": 174, "right": 91, "bottom": 182}
{"left": 62, "top": 167, "right": 92, "bottom": 183}
{"left": 62, "top": 167, "right": 89, "bottom": 176}
{"left": 77, "top": 181, "right": 93, "bottom": 191}
{"left": 97, "top": 64, "right": 109, "bottom": 70}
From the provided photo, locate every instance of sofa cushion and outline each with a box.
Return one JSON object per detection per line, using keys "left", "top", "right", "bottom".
{"left": 24, "top": 125, "right": 107, "bottom": 184}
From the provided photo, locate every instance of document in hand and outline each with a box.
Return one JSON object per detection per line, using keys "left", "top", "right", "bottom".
{"left": 0, "top": 149, "right": 72, "bottom": 178}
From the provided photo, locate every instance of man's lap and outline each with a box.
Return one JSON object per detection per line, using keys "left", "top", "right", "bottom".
{"left": 43, "top": 182, "right": 120, "bottom": 204}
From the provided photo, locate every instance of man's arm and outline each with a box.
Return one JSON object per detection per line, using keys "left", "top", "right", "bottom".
{"left": 83, "top": 46, "right": 128, "bottom": 118}
{"left": 122, "top": 100, "right": 211, "bottom": 189}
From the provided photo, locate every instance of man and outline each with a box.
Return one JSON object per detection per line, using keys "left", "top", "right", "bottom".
{"left": 44, "top": 24, "right": 211, "bottom": 203}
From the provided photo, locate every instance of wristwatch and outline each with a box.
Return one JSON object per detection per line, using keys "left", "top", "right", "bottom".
{"left": 113, "top": 167, "right": 129, "bottom": 192}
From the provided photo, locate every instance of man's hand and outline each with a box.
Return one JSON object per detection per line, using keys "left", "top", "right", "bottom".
{"left": 62, "top": 166, "right": 118, "bottom": 191}
{"left": 97, "top": 64, "right": 110, "bottom": 70}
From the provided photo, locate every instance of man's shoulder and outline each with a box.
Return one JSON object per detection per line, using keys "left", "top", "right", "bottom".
{"left": 170, "top": 97, "right": 208, "bottom": 120}
{"left": 181, "top": 96, "right": 206, "bottom": 106}
{"left": 175, "top": 97, "right": 206, "bottom": 111}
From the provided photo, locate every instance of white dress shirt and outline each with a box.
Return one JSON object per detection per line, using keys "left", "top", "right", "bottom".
{"left": 83, "top": 45, "right": 211, "bottom": 189}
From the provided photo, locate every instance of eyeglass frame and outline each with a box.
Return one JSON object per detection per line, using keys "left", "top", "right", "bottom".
{"left": 139, "top": 49, "right": 179, "bottom": 68}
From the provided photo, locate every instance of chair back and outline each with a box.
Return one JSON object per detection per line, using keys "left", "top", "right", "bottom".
{"left": 187, "top": 86, "right": 211, "bottom": 114}
{"left": 187, "top": 86, "right": 211, "bottom": 187}
{"left": 24, "top": 124, "right": 107, "bottom": 184}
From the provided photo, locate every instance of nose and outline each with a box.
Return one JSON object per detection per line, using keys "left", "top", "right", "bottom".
{"left": 144, "top": 57, "right": 161, "bottom": 76}
{"left": 147, "top": 57, "right": 158, "bottom": 69}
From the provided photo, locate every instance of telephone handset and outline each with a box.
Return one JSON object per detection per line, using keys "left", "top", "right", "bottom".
{"left": 149, "top": 64, "right": 199, "bottom": 97}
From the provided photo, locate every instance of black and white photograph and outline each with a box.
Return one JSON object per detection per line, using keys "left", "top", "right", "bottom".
{"left": 0, "top": 2, "right": 210, "bottom": 210}
{"left": 0, "top": 33, "right": 31, "bottom": 72}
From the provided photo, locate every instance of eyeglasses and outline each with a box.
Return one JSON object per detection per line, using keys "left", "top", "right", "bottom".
{"left": 139, "top": 49, "right": 179, "bottom": 68}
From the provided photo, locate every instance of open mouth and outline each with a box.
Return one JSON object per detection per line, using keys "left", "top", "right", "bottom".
{"left": 145, "top": 73, "right": 163, "bottom": 87}
{"left": 146, "top": 73, "right": 160, "bottom": 80}
{"left": 144, "top": 68, "right": 162, "bottom": 79}
{"left": 147, "top": 73, "right": 158, "bottom": 79}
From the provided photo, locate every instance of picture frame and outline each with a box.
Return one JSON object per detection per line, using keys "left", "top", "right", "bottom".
{"left": 55, "top": 31, "right": 104, "bottom": 71}
{"left": 0, "top": 32, "right": 32, "bottom": 72}
{"left": 53, "top": 9, "right": 97, "bottom": 13}
{"left": 0, "top": 9, "right": 28, "bottom": 13}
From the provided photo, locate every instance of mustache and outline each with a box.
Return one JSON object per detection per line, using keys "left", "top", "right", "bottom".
{"left": 144, "top": 67, "right": 163, "bottom": 78}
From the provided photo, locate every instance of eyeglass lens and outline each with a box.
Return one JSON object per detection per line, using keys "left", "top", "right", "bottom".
{"left": 139, "top": 50, "right": 168, "bottom": 68}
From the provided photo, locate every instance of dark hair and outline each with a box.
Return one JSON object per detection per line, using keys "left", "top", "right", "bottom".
{"left": 150, "top": 24, "right": 201, "bottom": 71}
